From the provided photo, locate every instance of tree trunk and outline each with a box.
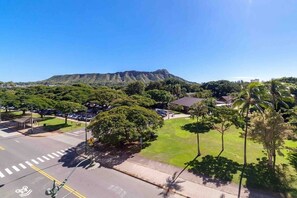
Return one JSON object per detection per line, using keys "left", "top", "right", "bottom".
{"left": 197, "top": 133, "right": 201, "bottom": 156}
{"left": 65, "top": 115, "right": 68, "bottom": 124}
{"left": 243, "top": 109, "right": 249, "bottom": 165}
{"left": 22, "top": 110, "right": 26, "bottom": 115}
{"left": 196, "top": 118, "right": 201, "bottom": 156}
{"left": 219, "top": 131, "right": 224, "bottom": 156}
{"left": 273, "top": 152, "right": 276, "bottom": 169}
{"left": 268, "top": 150, "right": 273, "bottom": 168}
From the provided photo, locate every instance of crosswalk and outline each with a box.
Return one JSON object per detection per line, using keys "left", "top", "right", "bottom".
{"left": 0, "top": 147, "right": 75, "bottom": 179}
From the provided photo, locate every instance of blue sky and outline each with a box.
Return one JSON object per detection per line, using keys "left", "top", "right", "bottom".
{"left": 0, "top": 0, "right": 296, "bottom": 83}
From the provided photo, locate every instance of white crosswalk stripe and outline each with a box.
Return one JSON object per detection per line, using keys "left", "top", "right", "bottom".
{"left": 25, "top": 161, "right": 33, "bottom": 166}
{"left": 5, "top": 168, "right": 12, "bottom": 175}
{"left": 66, "top": 148, "right": 74, "bottom": 152}
{"left": 19, "top": 163, "right": 26, "bottom": 169}
{"left": 47, "top": 154, "right": 55, "bottom": 159}
{"left": 37, "top": 157, "right": 44, "bottom": 162}
{"left": 31, "top": 159, "right": 39, "bottom": 164}
{"left": 12, "top": 166, "right": 20, "bottom": 172}
{"left": 42, "top": 156, "right": 50, "bottom": 160}
{"left": 52, "top": 153, "right": 60, "bottom": 157}
{"left": 1, "top": 147, "right": 73, "bottom": 179}
{"left": 0, "top": 171, "right": 5, "bottom": 178}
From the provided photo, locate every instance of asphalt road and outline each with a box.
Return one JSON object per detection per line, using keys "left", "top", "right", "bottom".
{"left": 0, "top": 128, "right": 179, "bottom": 198}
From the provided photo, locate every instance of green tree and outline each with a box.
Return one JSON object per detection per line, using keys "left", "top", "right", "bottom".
{"left": 250, "top": 109, "right": 291, "bottom": 168}
{"left": 26, "top": 96, "right": 55, "bottom": 118}
{"left": 125, "top": 81, "right": 145, "bottom": 96}
{"left": 233, "top": 82, "right": 267, "bottom": 165}
{"left": 268, "top": 80, "right": 293, "bottom": 111}
{"left": 189, "top": 101, "right": 209, "bottom": 156}
{"left": 89, "top": 87, "right": 126, "bottom": 108}
{"left": 146, "top": 89, "right": 173, "bottom": 105}
{"left": 201, "top": 80, "right": 241, "bottom": 98}
{"left": 55, "top": 101, "right": 87, "bottom": 124}
{"left": 87, "top": 106, "right": 163, "bottom": 147}
{"left": 211, "top": 106, "right": 240, "bottom": 156}
{"left": 0, "top": 90, "right": 19, "bottom": 112}
{"left": 130, "top": 95, "right": 156, "bottom": 107}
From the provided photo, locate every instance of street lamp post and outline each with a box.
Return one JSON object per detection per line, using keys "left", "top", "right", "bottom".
{"left": 45, "top": 158, "right": 90, "bottom": 198}
{"left": 0, "top": 100, "right": 2, "bottom": 123}
{"left": 85, "top": 121, "right": 88, "bottom": 155}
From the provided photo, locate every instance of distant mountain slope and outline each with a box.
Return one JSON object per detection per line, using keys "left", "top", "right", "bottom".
{"left": 42, "top": 69, "right": 188, "bottom": 85}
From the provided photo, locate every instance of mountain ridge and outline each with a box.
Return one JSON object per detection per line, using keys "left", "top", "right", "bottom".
{"left": 41, "top": 69, "right": 189, "bottom": 85}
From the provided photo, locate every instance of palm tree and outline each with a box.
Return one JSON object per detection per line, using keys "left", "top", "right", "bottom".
{"left": 233, "top": 82, "right": 267, "bottom": 165}
{"left": 189, "top": 101, "right": 209, "bottom": 156}
{"left": 269, "top": 79, "right": 293, "bottom": 111}
{"left": 268, "top": 80, "right": 293, "bottom": 168}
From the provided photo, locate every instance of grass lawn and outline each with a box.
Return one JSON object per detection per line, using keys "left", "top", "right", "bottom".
{"left": 37, "top": 116, "right": 84, "bottom": 132}
{"left": 140, "top": 118, "right": 297, "bottom": 196}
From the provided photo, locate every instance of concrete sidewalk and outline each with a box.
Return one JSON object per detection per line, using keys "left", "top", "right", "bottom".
{"left": 110, "top": 155, "right": 279, "bottom": 198}
{"left": 113, "top": 160, "right": 236, "bottom": 198}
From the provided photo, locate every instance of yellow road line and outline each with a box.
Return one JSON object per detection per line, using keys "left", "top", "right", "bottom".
{"left": 0, "top": 146, "right": 5, "bottom": 150}
{"left": 31, "top": 165, "right": 86, "bottom": 198}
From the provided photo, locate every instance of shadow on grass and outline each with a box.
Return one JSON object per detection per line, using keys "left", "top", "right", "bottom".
{"left": 245, "top": 158, "right": 293, "bottom": 197}
{"left": 43, "top": 123, "right": 71, "bottom": 132}
{"left": 288, "top": 152, "right": 297, "bottom": 171}
{"left": 1, "top": 112, "right": 24, "bottom": 120}
{"left": 181, "top": 122, "right": 212, "bottom": 134}
{"left": 186, "top": 155, "right": 241, "bottom": 187}
{"left": 39, "top": 116, "right": 55, "bottom": 121}
{"left": 186, "top": 155, "right": 293, "bottom": 197}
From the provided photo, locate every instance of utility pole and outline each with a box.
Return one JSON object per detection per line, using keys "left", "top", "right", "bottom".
{"left": 31, "top": 106, "right": 33, "bottom": 133}
{"left": 0, "top": 100, "right": 2, "bottom": 123}
{"left": 45, "top": 158, "right": 90, "bottom": 197}
{"left": 85, "top": 121, "right": 88, "bottom": 155}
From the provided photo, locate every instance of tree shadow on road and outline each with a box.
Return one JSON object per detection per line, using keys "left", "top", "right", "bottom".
{"left": 160, "top": 154, "right": 200, "bottom": 198}
{"left": 58, "top": 141, "right": 141, "bottom": 169}
{"left": 159, "top": 172, "right": 184, "bottom": 198}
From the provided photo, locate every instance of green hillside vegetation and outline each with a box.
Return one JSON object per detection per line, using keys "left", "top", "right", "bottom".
{"left": 41, "top": 69, "right": 188, "bottom": 85}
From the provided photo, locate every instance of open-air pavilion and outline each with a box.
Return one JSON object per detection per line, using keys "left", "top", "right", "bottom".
{"left": 13, "top": 117, "right": 40, "bottom": 129}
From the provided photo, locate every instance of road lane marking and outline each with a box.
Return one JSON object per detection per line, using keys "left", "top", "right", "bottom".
{"left": 57, "top": 151, "right": 64, "bottom": 156}
{"left": 14, "top": 140, "right": 20, "bottom": 143}
{"left": 52, "top": 153, "right": 60, "bottom": 157}
{"left": 60, "top": 149, "right": 66, "bottom": 153}
{"left": 30, "top": 165, "right": 86, "bottom": 198}
{"left": 0, "top": 171, "right": 5, "bottom": 178}
{"left": 42, "top": 156, "right": 50, "bottom": 160}
{"left": 47, "top": 154, "right": 55, "bottom": 159}
{"left": 19, "top": 163, "right": 27, "bottom": 169}
{"left": 31, "top": 159, "right": 39, "bottom": 164}
{"left": 25, "top": 161, "right": 33, "bottom": 166}
{"left": 12, "top": 166, "right": 20, "bottom": 172}
{"left": 5, "top": 168, "right": 13, "bottom": 175}
{"left": 0, "top": 146, "right": 5, "bottom": 150}
{"left": 37, "top": 157, "right": 44, "bottom": 162}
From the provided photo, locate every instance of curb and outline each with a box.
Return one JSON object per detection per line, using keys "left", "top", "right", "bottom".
{"left": 112, "top": 166, "right": 190, "bottom": 198}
